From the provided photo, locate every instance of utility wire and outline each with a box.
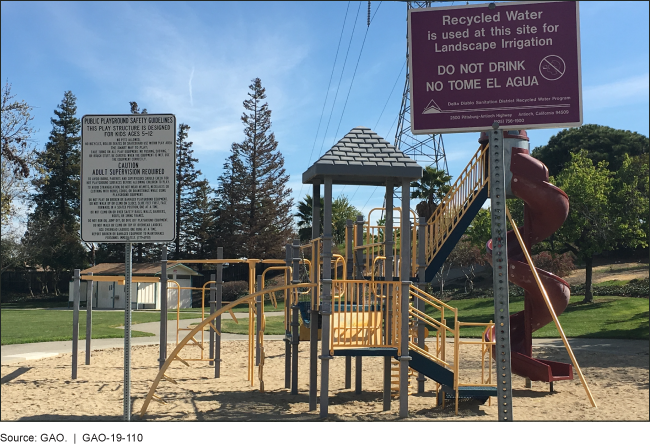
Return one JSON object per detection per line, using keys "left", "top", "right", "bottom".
{"left": 298, "top": 2, "right": 351, "bottom": 201}
{"left": 317, "top": 1, "right": 363, "bottom": 159}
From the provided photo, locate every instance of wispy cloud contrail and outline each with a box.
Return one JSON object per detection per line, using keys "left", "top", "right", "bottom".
{"left": 189, "top": 66, "right": 195, "bottom": 106}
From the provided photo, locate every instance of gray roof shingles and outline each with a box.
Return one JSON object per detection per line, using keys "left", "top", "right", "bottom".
{"left": 302, "top": 127, "right": 423, "bottom": 186}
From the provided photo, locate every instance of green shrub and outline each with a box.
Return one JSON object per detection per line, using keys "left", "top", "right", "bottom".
{"left": 222, "top": 281, "right": 249, "bottom": 301}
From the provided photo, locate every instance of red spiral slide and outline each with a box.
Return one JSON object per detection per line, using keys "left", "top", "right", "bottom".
{"left": 487, "top": 140, "right": 574, "bottom": 384}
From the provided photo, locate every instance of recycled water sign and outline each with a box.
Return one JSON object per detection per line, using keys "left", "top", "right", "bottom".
{"left": 81, "top": 114, "right": 176, "bottom": 243}
{"left": 408, "top": 1, "right": 582, "bottom": 134}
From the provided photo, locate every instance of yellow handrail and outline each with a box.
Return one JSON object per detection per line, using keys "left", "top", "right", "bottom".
{"left": 426, "top": 145, "right": 489, "bottom": 266}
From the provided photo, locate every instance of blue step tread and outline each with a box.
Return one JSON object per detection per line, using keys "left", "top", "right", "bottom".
{"left": 440, "top": 384, "right": 497, "bottom": 398}
{"left": 333, "top": 348, "right": 398, "bottom": 357}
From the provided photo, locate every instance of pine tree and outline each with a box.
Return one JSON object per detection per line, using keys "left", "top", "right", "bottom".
{"left": 96, "top": 101, "right": 156, "bottom": 263}
{"left": 173, "top": 123, "right": 202, "bottom": 259}
{"left": 215, "top": 150, "right": 245, "bottom": 257}
{"left": 24, "top": 91, "right": 87, "bottom": 292}
{"left": 218, "top": 78, "right": 293, "bottom": 259}
{"left": 185, "top": 179, "right": 217, "bottom": 259}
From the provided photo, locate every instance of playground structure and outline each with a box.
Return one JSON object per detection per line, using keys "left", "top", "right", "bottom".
{"left": 130, "top": 126, "right": 596, "bottom": 419}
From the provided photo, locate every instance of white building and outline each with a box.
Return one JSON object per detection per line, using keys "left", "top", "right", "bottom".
{"left": 69, "top": 263, "right": 202, "bottom": 310}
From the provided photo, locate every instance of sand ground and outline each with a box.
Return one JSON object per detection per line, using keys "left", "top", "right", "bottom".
{"left": 1, "top": 338, "right": 648, "bottom": 422}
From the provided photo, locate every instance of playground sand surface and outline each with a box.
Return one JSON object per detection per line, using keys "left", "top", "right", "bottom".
{"left": 1, "top": 339, "right": 648, "bottom": 422}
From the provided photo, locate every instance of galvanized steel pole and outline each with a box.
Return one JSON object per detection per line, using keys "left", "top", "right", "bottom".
{"left": 159, "top": 245, "right": 167, "bottom": 370}
{"left": 124, "top": 242, "right": 133, "bottom": 421}
{"left": 85, "top": 272, "right": 93, "bottom": 365}
{"left": 71, "top": 269, "right": 80, "bottom": 380}
{"left": 319, "top": 176, "right": 333, "bottom": 418}
{"left": 489, "top": 124, "right": 513, "bottom": 421}
{"left": 399, "top": 179, "right": 412, "bottom": 418}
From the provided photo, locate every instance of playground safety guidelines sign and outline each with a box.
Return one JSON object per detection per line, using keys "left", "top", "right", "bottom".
{"left": 80, "top": 114, "right": 176, "bottom": 243}
{"left": 408, "top": 1, "right": 582, "bottom": 134}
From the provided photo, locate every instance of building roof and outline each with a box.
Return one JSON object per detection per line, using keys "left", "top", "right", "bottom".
{"left": 80, "top": 263, "right": 201, "bottom": 276}
{"left": 302, "top": 126, "right": 423, "bottom": 186}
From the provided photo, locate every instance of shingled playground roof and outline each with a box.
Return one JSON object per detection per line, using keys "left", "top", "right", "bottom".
{"left": 302, "top": 127, "right": 423, "bottom": 186}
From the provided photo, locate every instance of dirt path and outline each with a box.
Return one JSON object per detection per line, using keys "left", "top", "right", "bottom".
{"left": 564, "top": 262, "right": 649, "bottom": 286}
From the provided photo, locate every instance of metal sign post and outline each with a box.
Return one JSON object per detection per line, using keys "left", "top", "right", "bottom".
{"left": 124, "top": 242, "right": 132, "bottom": 421}
{"left": 488, "top": 124, "right": 513, "bottom": 421}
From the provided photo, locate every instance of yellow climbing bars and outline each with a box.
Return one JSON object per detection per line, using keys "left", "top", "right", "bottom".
{"left": 139, "top": 282, "right": 316, "bottom": 417}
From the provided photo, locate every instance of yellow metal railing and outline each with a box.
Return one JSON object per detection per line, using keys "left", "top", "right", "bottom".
{"left": 426, "top": 144, "right": 489, "bottom": 266}
{"left": 407, "top": 284, "right": 496, "bottom": 414}
{"left": 330, "top": 279, "right": 401, "bottom": 354}
{"left": 140, "top": 282, "right": 317, "bottom": 416}
{"left": 353, "top": 207, "right": 418, "bottom": 278}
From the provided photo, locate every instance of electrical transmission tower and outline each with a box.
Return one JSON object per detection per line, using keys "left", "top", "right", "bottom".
{"left": 394, "top": 1, "right": 448, "bottom": 175}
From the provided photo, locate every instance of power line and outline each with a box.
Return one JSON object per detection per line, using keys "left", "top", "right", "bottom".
{"left": 374, "top": 60, "right": 405, "bottom": 130}
{"left": 317, "top": 1, "right": 363, "bottom": 159}
{"left": 298, "top": 2, "right": 351, "bottom": 201}
{"left": 330, "top": 15, "right": 371, "bottom": 147}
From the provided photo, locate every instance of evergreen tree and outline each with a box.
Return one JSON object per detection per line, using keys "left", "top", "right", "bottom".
{"left": 173, "top": 123, "right": 202, "bottom": 259}
{"left": 185, "top": 179, "right": 217, "bottom": 259}
{"left": 96, "top": 101, "right": 156, "bottom": 263}
{"left": 217, "top": 78, "right": 293, "bottom": 259}
{"left": 24, "top": 91, "right": 87, "bottom": 292}
{"left": 215, "top": 150, "right": 245, "bottom": 257}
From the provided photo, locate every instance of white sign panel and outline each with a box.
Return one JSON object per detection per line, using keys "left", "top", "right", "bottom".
{"left": 81, "top": 114, "right": 176, "bottom": 243}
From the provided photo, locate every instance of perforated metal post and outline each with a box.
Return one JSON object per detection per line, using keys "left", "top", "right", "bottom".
{"left": 319, "top": 176, "right": 333, "bottom": 418}
{"left": 71, "top": 269, "right": 80, "bottom": 380}
{"left": 383, "top": 183, "right": 394, "bottom": 411}
{"left": 399, "top": 179, "right": 412, "bottom": 418}
{"left": 124, "top": 242, "right": 133, "bottom": 421}
{"left": 85, "top": 272, "right": 93, "bottom": 365}
{"left": 489, "top": 124, "right": 513, "bottom": 421}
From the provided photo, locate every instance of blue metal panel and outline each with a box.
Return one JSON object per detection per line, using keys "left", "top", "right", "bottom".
{"left": 407, "top": 349, "right": 454, "bottom": 388}
{"left": 425, "top": 185, "right": 489, "bottom": 282}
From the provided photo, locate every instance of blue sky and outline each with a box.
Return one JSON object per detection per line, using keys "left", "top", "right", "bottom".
{"left": 2, "top": 1, "right": 648, "bottom": 228}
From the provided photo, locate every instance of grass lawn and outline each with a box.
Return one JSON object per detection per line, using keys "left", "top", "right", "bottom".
{"left": 180, "top": 299, "right": 286, "bottom": 314}
{"left": 431, "top": 294, "right": 649, "bottom": 339}
{"left": 0, "top": 309, "right": 200, "bottom": 345}
{"left": 3, "top": 294, "right": 646, "bottom": 344}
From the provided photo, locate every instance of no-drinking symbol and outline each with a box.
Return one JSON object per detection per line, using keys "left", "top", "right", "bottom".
{"left": 539, "top": 55, "right": 566, "bottom": 81}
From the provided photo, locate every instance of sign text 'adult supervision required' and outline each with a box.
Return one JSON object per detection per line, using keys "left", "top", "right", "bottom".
{"left": 408, "top": 1, "right": 581, "bottom": 134}
{"left": 81, "top": 114, "right": 176, "bottom": 243}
